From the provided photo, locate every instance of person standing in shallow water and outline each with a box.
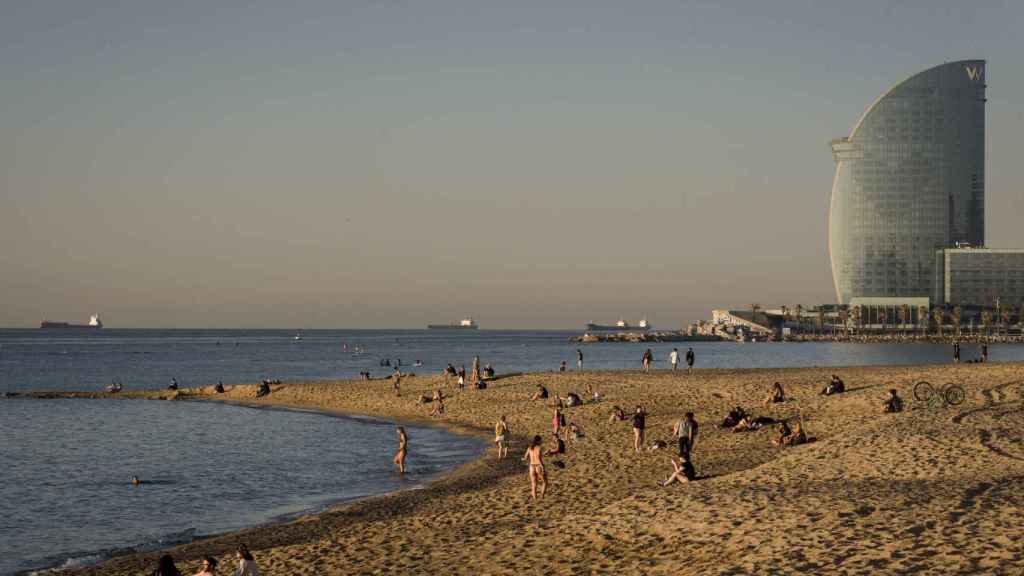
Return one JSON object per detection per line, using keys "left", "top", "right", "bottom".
{"left": 642, "top": 349, "right": 653, "bottom": 373}
{"left": 577, "top": 349, "right": 584, "bottom": 371}
{"left": 394, "top": 426, "right": 408, "bottom": 474}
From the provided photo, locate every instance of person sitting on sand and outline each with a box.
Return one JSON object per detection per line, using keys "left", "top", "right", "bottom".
{"left": 719, "top": 406, "right": 747, "bottom": 428}
{"left": 193, "top": 556, "right": 218, "bottom": 576}
{"left": 559, "top": 360, "right": 567, "bottom": 372}
{"left": 167, "top": 379, "right": 179, "bottom": 391}
{"left": 772, "top": 421, "right": 792, "bottom": 446}
{"left": 587, "top": 383, "right": 600, "bottom": 402}
{"left": 214, "top": 382, "right": 225, "bottom": 394}
{"left": 235, "top": 544, "right": 260, "bottom": 576}
{"left": 565, "top": 392, "right": 583, "bottom": 407}
{"left": 531, "top": 384, "right": 549, "bottom": 401}
{"left": 429, "top": 389, "right": 445, "bottom": 417}
{"left": 820, "top": 374, "right": 845, "bottom": 396}
{"left": 523, "top": 435, "right": 547, "bottom": 500}
{"left": 883, "top": 389, "right": 904, "bottom": 413}
{"left": 393, "top": 426, "right": 408, "bottom": 474}
{"left": 764, "top": 382, "right": 786, "bottom": 405}
{"left": 545, "top": 433, "right": 565, "bottom": 456}
{"left": 256, "top": 381, "right": 270, "bottom": 398}
{"left": 567, "top": 422, "right": 583, "bottom": 442}
{"left": 609, "top": 405, "right": 627, "bottom": 423}
{"left": 153, "top": 554, "right": 182, "bottom": 576}
{"left": 494, "top": 415, "right": 510, "bottom": 460}
{"left": 662, "top": 454, "right": 696, "bottom": 486}
{"left": 774, "top": 421, "right": 807, "bottom": 446}
{"left": 483, "top": 364, "right": 495, "bottom": 378}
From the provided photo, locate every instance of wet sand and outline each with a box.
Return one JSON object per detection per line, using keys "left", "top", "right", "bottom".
{"left": 59, "top": 363, "right": 1024, "bottom": 575}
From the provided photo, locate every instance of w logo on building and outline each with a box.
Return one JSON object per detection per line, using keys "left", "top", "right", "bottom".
{"left": 965, "top": 65, "right": 984, "bottom": 82}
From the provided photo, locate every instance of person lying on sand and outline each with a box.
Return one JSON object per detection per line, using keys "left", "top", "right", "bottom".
{"left": 647, "top": 440, "right": 668, "bottom": 452}
{"left": 662, "top": 455, "right": 696, "bottom": 486}
{"left": 545, "top": 433, "right": 566, "bottom": 456}
{"left": 772, "top": 421, "right": 792, "bottom": 446}
{"left": 732, "top": 415, "right": 775, "bottom": 432}
{"left": 720, "top": 406, "right": 747, "bottom": 428}
{"left": 883, "top": 389, "right": 904, "bottom": 413}
{"left": 567, "top": 422, "right": 583, "bottom": 442}
{"left": 531, "top": 384, "right": 549, "bottom": 401}
{"left": 764, "top": 382, "right": 786, "bottom": 405}
{"left": 609, "top": 405, "right": 627, "bottom": 423}
{"left": 523, "top": 435, "right": 547, "bottom": 500}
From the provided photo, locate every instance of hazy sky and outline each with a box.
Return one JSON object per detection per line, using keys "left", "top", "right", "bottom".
{"left": 2, "top": 1, "right": 1023, "bottom": 329}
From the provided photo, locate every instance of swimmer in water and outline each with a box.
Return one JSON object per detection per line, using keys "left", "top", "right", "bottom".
{"left": 131, "top": 476, "right": 141, "bottom": 486}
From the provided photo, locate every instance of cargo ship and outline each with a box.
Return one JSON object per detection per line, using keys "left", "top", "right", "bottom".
{"left": 40, "top": 314, "right": 103, "bottom": 329}
{"left": 427, "top": 317, "right": 478, "bottom": 330}
{"left": 586, "top": 318, "right": 650, "bottom": 332}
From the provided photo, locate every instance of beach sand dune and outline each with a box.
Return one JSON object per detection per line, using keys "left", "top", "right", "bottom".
{"left": 67, "top": 363, "right": 1024, "bottom": 575}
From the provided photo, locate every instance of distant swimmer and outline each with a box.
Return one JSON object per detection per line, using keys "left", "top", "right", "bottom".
{"left": 414, "top": 360, "right": 423, "bottom": 367}
{"left": 131, "top": 476, "right": 141, "bottom": 486}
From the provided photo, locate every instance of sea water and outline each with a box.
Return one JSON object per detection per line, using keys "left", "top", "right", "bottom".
{"left": 0, "top": 398, "right": 485, "bottom": 575}
{"left": 2, "top": 329, "right": 1021, "bottom": 574}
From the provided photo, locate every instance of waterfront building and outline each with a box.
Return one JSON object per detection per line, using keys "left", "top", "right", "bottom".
{"left": 829, "top": 60, "right": 987, "bottom": 304}
{"left": 935, "top": 248, "right": 1024, "bottom": 307}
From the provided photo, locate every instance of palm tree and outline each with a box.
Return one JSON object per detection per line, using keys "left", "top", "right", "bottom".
{"left": 933, "top": 307, "right": 944, "bottom": 337}
{"left": 897, "top": 304, "right": 909, "bottom": 334}
{"left": 750, "top": 303, "right": 761, "bottom": 326}
{"left": 816, "top": 307, "right": 826, "bottom": 334}
{"left": 999, "top": 304, "right": 1011, "bottom": 336}
{"left": 851, "top": 305, "right": 862, "bottom": 333}
{"left": 981, "top": 308, "right": 993, "bottom": 336}
{"left": 952, "top": 305, "right": 962, "bottom": 336}
{"left": 794, "top": 304, "right": 803, "bottom": 333}
{"left": 838, "top": 306, "right": 849, "bottom": 337}
{"left": 918, "top": 305, "right": 929, "bottom": 335}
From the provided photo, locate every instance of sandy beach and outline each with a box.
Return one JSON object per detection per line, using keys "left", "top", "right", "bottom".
{"left": 58, "top": 362, "right": 1024, "bottom": 575}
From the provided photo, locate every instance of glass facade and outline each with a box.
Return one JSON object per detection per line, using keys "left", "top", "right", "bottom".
{"left": 936, "top": 249, "right": 1024, "bottom": 307}
{"left": 829, "top": 60, "right": 986, "bottom": 304}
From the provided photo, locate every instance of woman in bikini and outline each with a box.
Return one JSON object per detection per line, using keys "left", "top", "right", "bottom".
{"left": 632, "top": 406, "right": 647, "bottom": 453}
{"left": 494, "top": 415, "right": 510, "bottom": 460}
{"left": 393, "top": 427, "right": 408, "bottom": 474}
{"left": 764, "top": 381, "right": 785, "bottom": 406}
{"left": 523, "top": 435, "right": 547, "bottom": 500}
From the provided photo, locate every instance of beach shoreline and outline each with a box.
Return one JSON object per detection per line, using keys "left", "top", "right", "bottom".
{"left": 29, "top": 363, "right": 1024, "bottom": 575}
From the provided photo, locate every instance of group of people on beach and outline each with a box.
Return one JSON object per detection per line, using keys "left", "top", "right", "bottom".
{"left": 151, "top": 544, "right": 259, "bottom": 576}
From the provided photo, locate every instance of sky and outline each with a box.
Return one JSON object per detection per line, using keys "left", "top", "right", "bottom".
{"left": 2, "top": 1, "right": 1023, "bottom": 329}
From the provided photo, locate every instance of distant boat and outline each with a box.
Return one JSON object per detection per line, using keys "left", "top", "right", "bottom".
{"left": 40, "top": 314, "right": 103, "bottom": 330}
{"left": 428, "top": 317, "right": 479, "bottom": 330}
{"left": 586, "top": 318, "right": 650, "bottom": 332}
{"left": 293, "top": 333, "right": 302, "bottom": 341}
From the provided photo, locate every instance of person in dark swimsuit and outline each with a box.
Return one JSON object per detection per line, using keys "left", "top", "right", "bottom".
{"left": 632, "top": 406, "right": 647, "bottom": 452}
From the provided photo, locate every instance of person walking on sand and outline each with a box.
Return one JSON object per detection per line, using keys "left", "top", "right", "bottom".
{"left": 392, "top": 366, "right": 402, "bottom": 396}
{"left": 685, "top": 348, "right": 695, "bottom": 374}
{"left": 670, "top": 348, "right": 680, "bottom": 372}
{"left": 494, "top": 415, "right": 510, "bottom": 460}
{"left": 552, "top": 406, "right": 565, "bottom": 436}
{"left": 523, "top": 435, "right": 547, "bottom": 500}
{"left": 234, "top": 545, "right": 260, "bottom": 576}
{"left": 393, "top": 426, "right": 408, "bottom": 473}
{"left": 672, "top": 412, "right": 699, "bottom": 460}
{"left": 632, "top": 406, "right": 647, "bottom": 452}
{"left": 577, "top": 349, "right": 584, "bottom": 371}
